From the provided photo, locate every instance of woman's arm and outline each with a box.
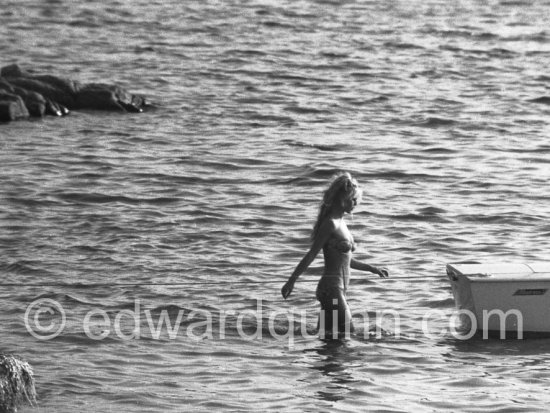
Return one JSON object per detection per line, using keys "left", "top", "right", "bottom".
{"left": 350, "top": 258, "right": 389, "bottom": 278}
{"left": 281, "top": 219, "right": 335, "bottom": 299}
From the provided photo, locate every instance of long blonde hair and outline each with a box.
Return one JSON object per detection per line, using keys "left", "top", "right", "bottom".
{"left": 311, "top": 172, "right": 362, "bottom": 241}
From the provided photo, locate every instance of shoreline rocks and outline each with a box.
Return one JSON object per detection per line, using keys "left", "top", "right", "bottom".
{"left": 0, "top": 64, "right": 148, "bottom": 122}
{"left": 0, "top": 354, "right": 36, "bottom": 413}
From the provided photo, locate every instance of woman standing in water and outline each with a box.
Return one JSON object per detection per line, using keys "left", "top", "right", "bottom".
{"left": 281, "top": 172, "right": 388, "bottom": 338}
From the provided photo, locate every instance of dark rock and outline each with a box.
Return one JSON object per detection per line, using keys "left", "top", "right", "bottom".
{"left": 0, "top": 63, "right": 27, "bottom": 77}
{"left": 2, "top": 64, "right": 79, "bottom": 109}
{"left": 0, "top": 354, "right": 37, "bottom": 413}
{"left": 12, "top": 86, "right": 47, "bottom": 117}
{"left": 0, "top": 79, "right": 15, "bottom": 93}
{"left": 0, "top": 79, "right": 65, "bottom": 118}
{"left": 45, "top": 99, "right": 68, "bottom": 116}
{"left": 33, "top": 74, "right": 80, "bottom": 97}
{"left": 0, "top": 63, "right": 148, "bottom": 122}
{"left": 75, "top": 83, "right": 144, "bottom": 112}
{"left": 4, "top": 77, "right": 76, "bottom": 108}
{"left": 129, "top": 94, "right": 147, "bottom": 112}
{"left": 0, "top": 92, "right": 30, "bottom": 122}
{"left": 75, "top": 85, "right": 126, "bottom": 111}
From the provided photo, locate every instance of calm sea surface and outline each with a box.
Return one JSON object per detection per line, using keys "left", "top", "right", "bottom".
{"left": 1, "top": 0, "right": 550, "bottom": 411}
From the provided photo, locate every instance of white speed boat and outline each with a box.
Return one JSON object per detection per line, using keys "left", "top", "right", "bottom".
{"left": 446, "top": 263, "right": 550, "bottom": 336}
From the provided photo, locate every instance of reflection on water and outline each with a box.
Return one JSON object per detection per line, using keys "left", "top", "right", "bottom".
{"left": 441, "top": 334, "right": 550, "bottom": 357}
{"left": 306, "top": 340, "right": 361, "bottom": 403}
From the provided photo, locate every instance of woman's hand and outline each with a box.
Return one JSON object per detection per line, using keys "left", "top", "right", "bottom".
{"left": 375, "top": 267, "right": 389, "bottom": 278}
{"left": 281, "top": 281, "right": 294, "bottom": 299}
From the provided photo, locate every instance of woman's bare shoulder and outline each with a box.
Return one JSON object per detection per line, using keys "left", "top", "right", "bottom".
{"left": 316, "top": 217, "right": 338, "bottom": 237}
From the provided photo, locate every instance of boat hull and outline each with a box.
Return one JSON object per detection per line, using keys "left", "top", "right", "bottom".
{"left": 446, "top": 263, "right": 550, "bottom": 335}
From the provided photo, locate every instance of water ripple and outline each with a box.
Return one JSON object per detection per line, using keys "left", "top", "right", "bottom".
{"left": 1, "top": 0, "right": 550, "bottom": 412}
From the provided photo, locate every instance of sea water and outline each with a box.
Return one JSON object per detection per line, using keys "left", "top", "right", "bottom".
{"left": 1, "top": 1, "right": 550, "bottom": 411}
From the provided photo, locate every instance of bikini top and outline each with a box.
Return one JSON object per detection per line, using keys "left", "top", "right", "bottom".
{"left": 326, "top": 237, "right": 356, "bottom": 253}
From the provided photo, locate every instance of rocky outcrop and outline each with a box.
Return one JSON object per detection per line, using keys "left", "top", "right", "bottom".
{"left": 0, "top": 63, "right": 148, "bottom": 122}
{"left": 0, "top": 91, "right": 30, "bottom": 121}
{"left": 75, "top": 83, "right": 146, "bottom": 113}
{"left": 0, "top": 354, "right": 36, "bottom": 413}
